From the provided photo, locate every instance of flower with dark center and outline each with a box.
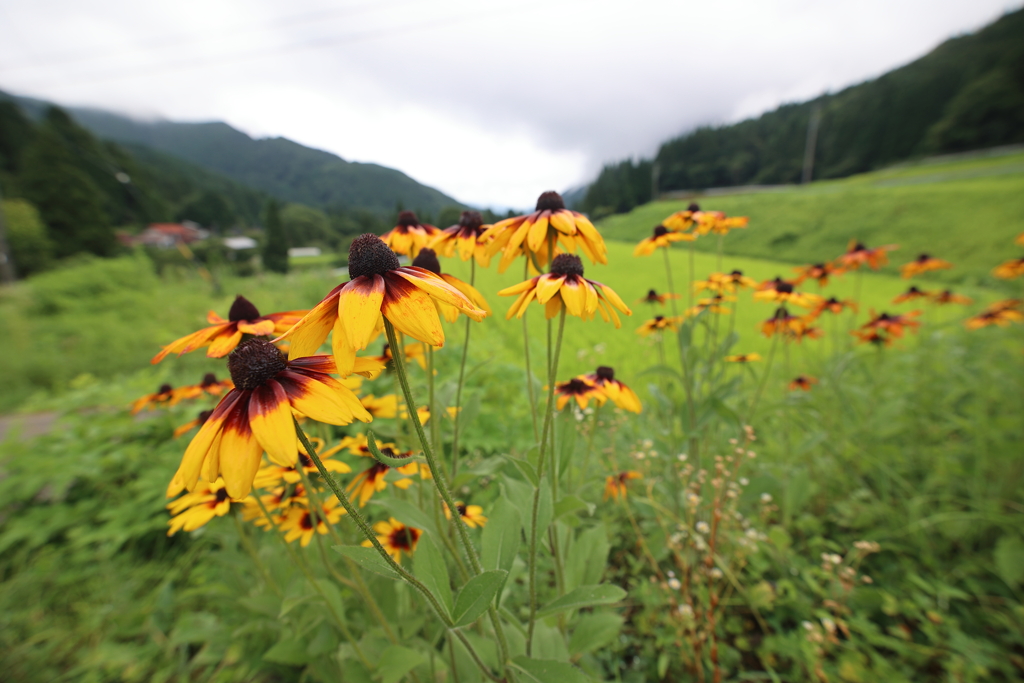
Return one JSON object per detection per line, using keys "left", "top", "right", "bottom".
{"left": 379, "top": 210, "right": 439, "bottom": 257}
{"left": 167, "top": 478, "right": 239, "bottom": 535}
{"left": 173, "top": 409, "right": 215, "bottom": 439}
{"left": 900, "top": 253, "right": 952, "bottom": 279}
{"left": 931, "top": 290, "right": 972, "bottom": 306}
{"left": 364, "top": 518, "right": 422, "bottom": 561}
{"left": 754, "top": 277, "right": 821, "bottom": 308}
{"left": 131, "top": 383, "right": 176, "bottom": 414}
{"left": 412, "top": 248, "right": 492, "bottom": 322}
{"left": 724, "top": 353, "right": 763, "bottom": 363}
{"left": 277, "top": 235, "right": 486, "bottom": 375}
{"left": 481, "top": 190, "right": 608, "bottom": 273}
{"left": 633, "top": 224, "right": 696, "bottom": 256}
{"left": 788, "top": 375, "right": 818, "bottom": 391}
{"left": 893, "top": 285, "right": 932, "bottom": 304}
{"left": 965, "top": 299, "right": 1024, "bottom": 329}
{"left": 429, "top": 210, "right": 494, "bottom": 266}
{"left": 498, "top": 253, "right": 631, "bottom": 325}
{"left": 171, "top": 339, "right": 375, "bottom": 499}
{"left": 636, "top": 314, "right": 682, "bottom": 336}
{"left": 554, "top": 377, "right": 605, "bottom": 410}
{"left": 993, "top": 256, "right": 1024, "bottom": 280}
{"left": 792, "top": 261, "right": 843, "bottom": 287}
{"left": 861, "top": 310, "right": 921, "bottom": 339}
{"left": 811, "top": 297, "right": 858, "bottom": 316}
{"left": 761, "top": 307, "right": 805, "bottom": 338}
{"left": 170, "top": 373, "right": 235, "bottom": 406}
{"left": 638, "top": 288, "right": 680, "bottom": 305}
{"left": 604, "top": 471, "right": 642, "bottom": 500}
{"left": 347, "top": 449, "right": 419, "bottom": 506}
{"left": 837, "top": 240, "right": 899, "bottom": 270}
{"left": 152, "top": 295, "right": 307, "bottom": 364}
{"left": 253, "top": 436, "right": 352, "bottom": 489}
{"left": 581, "top": 366, "right": 642, "bottom": 413}
{"left": 279, "top": 496, "right": 346, "bottom": 546}
{"left": 444, "top": 501, "right": 488, "bottom": 528}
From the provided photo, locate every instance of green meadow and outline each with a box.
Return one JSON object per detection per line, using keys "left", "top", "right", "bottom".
{"left": 1, "top": 152, "right": 1023, "bottom": 682}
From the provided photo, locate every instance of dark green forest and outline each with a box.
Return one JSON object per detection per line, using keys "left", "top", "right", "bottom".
{"left": 582, "top": 8, "right": 1024, "bottom": 216}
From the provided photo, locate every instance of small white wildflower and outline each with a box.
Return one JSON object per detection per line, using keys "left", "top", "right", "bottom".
{"left": 747, "top": 450, "right": 757, "bottom": 458}
{"left": 668, "top": 578, "right": 681, "bottom": 590}
{"left": 642, "top": 439, "right": 654, "bottom": 449}
{"left": 760, "top": 493, "right": 773, "bottom": 503}
{"left": 802, "top": 621, "right": 814, "bottom": 631}
{"left": 726, "top": 490, "right": 738, "bottom": 499}
{"left": 678, "top": 604, "right": 694, "bottom": 618}
{"left": 594, "top": 343, "right": 606, "bottom": 354}
{"left": 709, "top": 567, "right": 723, "bottom": 579}
{"left": 745, "top": 528, "right": 759, "bottom": 539}
{"left": 677, "top": 453, "right": 688, "bottom": 462}
{"left": 739, "top": 477, "right": 749, "bottom": 486}
{"left": 729, "top": 438, "right": 738, "bottom": 445}
{"left": 696, "top": 521, "right": 710, "bottom": 534}
{"left": 649, "top": 450, "right": 659, "bottom": 458}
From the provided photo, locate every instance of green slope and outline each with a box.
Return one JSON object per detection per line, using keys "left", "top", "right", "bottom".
{"left": 597, "top": 150, "right": 1024, "bottom": 286}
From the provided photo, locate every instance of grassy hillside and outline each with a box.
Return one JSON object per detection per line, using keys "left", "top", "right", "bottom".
{"left": 6, "top": 95, "right": 463, "bottom": 215}
{"left": 598, "top": 150, "right": 1024, "bottom": 286}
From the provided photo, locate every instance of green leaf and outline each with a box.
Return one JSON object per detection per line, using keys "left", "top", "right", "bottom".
{"left": 376, "top": 645, "right": 426, "bottom": 683}
{"left": 995, "top": 535, "right": 1024, "bottom": 587}
{"left": 413, "top": 533, "right": 453, "bottom": 617}
{"left": 537, "top": 584, "right": 626, "bottom": 618}
{"left": 372, "top": 498, "right": 438, "bottom": 538}
{"left": 510, "top": 655, "right": 592, "bottom": 682}
{"left": 554, "top": 495, "right": 594, "bottom": 520}
{"left": 452, "top": 570, "right": 507, "bottom": 627}
{"left": 332, "top": 545, "right": 401, "bottom": 580}
{"left": 536, "top": 485, "right": 553, "bottom": 541}
{"left": 565, "top": 524, "right": 610, "bottom": 591}
{"left": 263, "top": 638, "right": 308, "bottom": 666}
{"left": 504, "top": 453, "right": 539, "bottom": 486}
{"left": 568, "top": 612, "right": 624, "bottom": 655}
{"left": 482, "top": 498, "right": 522, "bottom": 573}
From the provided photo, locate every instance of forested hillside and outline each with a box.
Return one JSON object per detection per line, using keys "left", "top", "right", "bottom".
{"left": 6, "top": 95, "right": 462, "bottom": 215}
{"left": 583, "top": 8, "right": 1024, "bottom": 216}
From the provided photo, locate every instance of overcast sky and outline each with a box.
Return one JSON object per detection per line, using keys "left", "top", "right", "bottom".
{"left": 0, "top": 0, "right": 1019, "bottom": 209}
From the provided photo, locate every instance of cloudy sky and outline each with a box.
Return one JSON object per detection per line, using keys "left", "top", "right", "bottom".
{"left": 0, "top": 0, "right": 1018, "bottom": 209}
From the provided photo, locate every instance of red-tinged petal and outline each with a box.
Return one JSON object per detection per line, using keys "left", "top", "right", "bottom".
{"left": 288, "top": 355, "right": 337, "bottom": 374}
{"left": 559, "top": 279, "right": 585, "bottom": 317}
{"left": 583, "top": 279, "right": 599, "bottom": 314}
{"left": 527, "top": 212, "right": 551, "bottom": 252}
{"left": 177, "top": 390, "right": 242, "bottom": 489}
{"left": 441, "top": 274, "right": 492, "bottom": 316}
{"left": 338, "top": 275, "right": 386, "bottom": 350}
{"left": 382, "top": 277, "right": 446, "bottom": 346}
{"left": 238, "top": 319, "right": 276, "bottom": 336}
{"left": 207, "top": 311, "right": 227, "bottom": 324}
{"left": 218, "top": 405, "right": 264, "bottom": 499}
{"left": 350, "top": 356, "right": 387, "bottom": 379}
{"left": 249, "top": 380, "right": 298, "bottom": 467}
{"left": 534, "top": 274, "right": 566, "bottom": 304}
{"left": 152, "top": 324, "right": 229, "bottom": 363}
{"left": 207, "top": 328, "right": 244, "bottom": 358}
{"left": 280, "top": 371, "right": 368, "bottom": 425}
{"left": 282, "top": 287, "right": 342, "bottom": 360}
{"left": 393, "top": 268, "right": 483, "bottom": 318}
{"left": 202, "top": 429, "right": 224, "bottom": 484}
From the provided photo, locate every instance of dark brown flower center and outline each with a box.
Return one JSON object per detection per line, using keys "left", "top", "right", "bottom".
{"left": 397, "top": 211, "right": 419, "bottom": 226}
{"left": 411, "top": 248, "right": 442, "bottom": 275}
{"left": 917, "top": 253, "right": 930, "bottom": 262}
{"left": 647, "top": 289, "right": 657, "bottom": 298}
{"left": 215, "top": 488, "right": 229, "bottom": 502}
{"left": 158, "top": 384, "right": 173, "bottom": 395}
{"left": 550, "top": 253, "right": 584, "bottom": 277}
{"left": 299, "top": 453, "right": 312, "bottom": 468}
{"left": 687, "top": 202, "right": 700, "bottom": 212}
{"left": 851, "top": 242, "right": 867, "bottom": 252}
{"left": 390, "top": 526, "right": 418, "bottom": 550}
{"left": 198, "top": 410, "right": 213, "bottom": 424}
{"left": 349, "top": 234, "right": 400, "bottom": 279}
{"left": 535, "top": 191, "right": 565, "bottom": 211}
{"left": 562, "top": 378, "right": 592, "bottom": 395}
{"left": 228, "top": 339, "right": 287, "bottom": 390}
{"left": 907, "top": 286, "right": 922, "bottom": 294}
{"left": 653, "top": 225, "right": 669, "bottom": 237}
{"left": 776, "top": 282, "right": 794, "bottom": 294}
{"left": 654, "top": 315, "right": 664, "bottom": 322}
{"left": 596, "top": 366, "right": 615, "bottom": 381}
{"left": 300, "top": 512, "right": 314, "bottom": 530}
{"left": 730, "top": 269, "right": 744, "bottom": 276}
{"left": 201, "top": 373, "right": 218, "bottom": 387}
{"left": 456, "top": 504, "right": 468, "bottom": 517}
{"left": 459, "top": 210, "right": 483, "bottom": 229}
{"left": 228, "top": 295, "right": 261, "bottom": 322}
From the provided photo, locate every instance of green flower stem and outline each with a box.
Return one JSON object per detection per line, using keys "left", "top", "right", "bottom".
{"left": 293, "top": 418, "right": 454, "bottom": 628}
{"left": 526, "top": 308, "right": 566, "bottom": 656}
{"left": 381, "top": 321, "right": 511, "bottom": 676}
{"left": 450, "top": 259, "right": 476, "bottom": 478}
{"left": 232, "top": 511, "right": 281, "bottom": 597}
{"left": 453, "top": 630, "right": 503, "bottom": 683}
{"left": 685, "top": 242, "right": 699, "bottom": 465}
{"left": 743, "top": 329, "right": 780, "bottom": 424}
{"left": 253, "top": 496, "right": 371, "bottom": 669}
{"left": 427, "top": 345, "right": 441, "bottom": 459}
{"left": 523, "top": 260, "right": 540, "bottom": 442}
{"left": 577, "top": 405, "right": 601, "bottom": 493}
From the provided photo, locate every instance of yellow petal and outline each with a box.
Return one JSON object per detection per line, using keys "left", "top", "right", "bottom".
{"left": 248, "top": 381, "right": 298, "bottom": 467}
{"left": 178, "top": 392, "right": 239, "bottom": 489}
{"left": 549, "top": 210, "right": 575, "bottom": 235}
{"left": 338, "top": 275, "right": 386, "bottom": 350}
{"left": 526, "top": 212, "right": 551, "bottom": 253}
{"left": 282, "top": 288, "right": 341, "bottom": 360}
{"left": 382, "top": 277, "right": 446, "bottom": 346}
{"left": 218, "top": 412, "right": 264, "bottom": 499}
{"left": 534, "top": 274, "right": 566, "bottom": 304}
{"left": 559, "top": 279, "right": 585, "bottom": 317}
{"left": 237, "top": 319, "right": 276, "bottom": 336}
{"left": 206, "top": 328, "right": 243, "bottom": 358}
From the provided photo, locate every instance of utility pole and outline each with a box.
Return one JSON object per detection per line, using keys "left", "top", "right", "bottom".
{"left": 0, "top": 183, "right": 16, "bottom": 283}
{"left": 801, "top": 104, "right": 822, "bottom": 185}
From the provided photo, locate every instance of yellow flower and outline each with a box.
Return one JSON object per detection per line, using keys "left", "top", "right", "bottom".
{"left": 724, "top": 353, "right": 762, "bottom": 363}
{"left": 279, "top": 495, "right": 347, "bottom": 547}
{"left": 637, "top": 289, "right": 681, "bottom": 305}
{"left": 788, "top": 376, "right": 818, "bottom": 391}
{"left": 444, "top": 502, "right": 488, "bottom": 528}
{"left": 661, "top": 203, "right": 701, "bottom": 232}
{"left": 410, "top": 248, "right": 492, "bottom": 322}
{"left": 893, "top": 286, "right": 932, "bottom": 304}
{"left": 482, "top": 191, "right": 607, "bottom": 273}
{"left": 152, "top": 295, "right": 306, "bottom": 363}
{"left": 965, "top": 299, "right": 1023, "bottom": 329}
{"left": 554, "top": 377, "right": 606, "bottom": 410}
{"left": 361, "top": 393, "right": 399, "bottom": 418}
{"left": 900, "top": 253, "right": 952, "bottom": 279}
{"left": 792, "top": 262, "right": 842, "bottom": 287}
{"left": 172, "top": 341, "right": 376, "bottom": 499}
{"left": 347, "top": 451, "right": 419, "bottom": 506}
{"left": 252, "top": 438, "right": 352, "bottom": 489}
{"left": 169, "top": 373, "right": 234, "bottom": 405}
{"left": 278, "top": 234, "right": 485, "bottom": 375}
{"left": 994, "top": 257, "right": 1024, "bottom": 280}
{"left": 499, "top": 254, "right": 631, "bottom": 326}
{"left": 837, "top": 240, "right": 899, "bottom": 270}
{"left": 130, "top": 383, "right": 176, "bottom": 415}
{"left": 604, "top": 471, "right": 642, "bottom": 500}
{"left": 636, "top": 315, "right": 681, "bottom": 336}
{"left": 692, "top": 210, "right": 749, "bottom": 236}
{"left": 931, "top": 290, "right": 972, "bottom": 306}
{"left": 633, "top": 225, "right": 695, "bottom": 256}
{"left": 428, "top": 210, "right": 493, "bottom": 267}
{"left": 380, "top": 211, "right": 440, "bottom": 257}
{"left": 753, "top": 280, "right": 822, "bottom": 309}
{"left": 173, "top": 409, "right": 213, "bottom": 438}
{"left": 167, "top": 478, "right": 238, "bottom": 536}
{"left": 582, "top": 366, "right": 642, "bottom": 413}
{"left": 363, "top": 518, "right": 421, "bottom": 561}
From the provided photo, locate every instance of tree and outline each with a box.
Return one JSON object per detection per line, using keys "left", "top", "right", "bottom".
{"left": 280, "top": 203, "right": 332, "bottom": 247}
{"left": 2, "top": 199, "right": 54, "bottom": 276}
{"left": 262, "top": 199, "right": 288, "bottom": 273}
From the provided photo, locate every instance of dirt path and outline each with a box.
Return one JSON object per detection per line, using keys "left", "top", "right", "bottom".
{"left": 0, "top": 412, "right": 57, "bottom": 442}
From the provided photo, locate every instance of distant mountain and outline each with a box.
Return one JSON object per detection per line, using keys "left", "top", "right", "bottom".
{"left": 582, "top": 7, "right": 1024, "bottom": 216}
{"left": 5, "top": 93, "right": 462, "bottom": 215}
